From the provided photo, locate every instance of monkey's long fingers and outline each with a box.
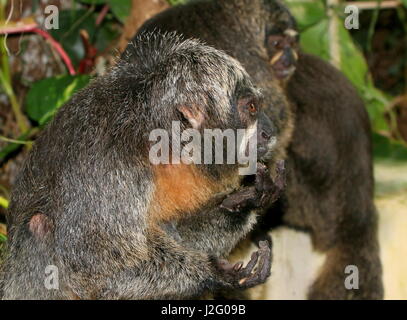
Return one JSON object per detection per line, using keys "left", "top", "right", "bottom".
{"left": 240, "top": 241, "right": 271, "bottom": 288}
{"left": 255, "top": 162, "right": 269, "bottom": 193}
{"left": 274, "top": 160, "right": 286, "bottom": 190}
{"left": 239, "top": 251, "right": 259, "bottom": 278}
{"left": 220, "top": 187, "right": 256, "bottom": 212}
{"left": 257, "top": 241, "right": 272, "bottom": 279}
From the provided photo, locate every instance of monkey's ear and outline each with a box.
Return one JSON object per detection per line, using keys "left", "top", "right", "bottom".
{"left": 177, "top": 105, "right": 205, "bottom": 129}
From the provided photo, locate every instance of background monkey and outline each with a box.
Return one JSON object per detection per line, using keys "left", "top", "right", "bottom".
{"left": 0, "top": 33, "right": 284, "bottom": 299}
{"left": 137, "top": 0, "right": 383, "bottom": 299}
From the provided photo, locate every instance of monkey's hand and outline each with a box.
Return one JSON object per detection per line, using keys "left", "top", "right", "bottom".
{"left": 255, "top": 160, "right": 285, "bottom": 208}
{"left": 220, "top": 160, "right": 285, "bottom": 212}
{"left": 216, "top": 240, "right": 272, "bottom": 289}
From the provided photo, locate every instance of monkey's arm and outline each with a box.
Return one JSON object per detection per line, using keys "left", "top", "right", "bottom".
{"left": 98, "top": 232, "right": 271, "bottom": 300}
{"left": 175, "top": 200, "right": 258, "bottom": 258}
{"left": 175, "top": 162, "right": 285, "bottom": 258}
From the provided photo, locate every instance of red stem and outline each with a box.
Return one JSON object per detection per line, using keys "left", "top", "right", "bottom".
{"left": 96, "top": 4, "right": 110, "bottom": 26}
{"left": 0, "top": 25, "right": 76, "bottom": 75}
{"left": 32, "top": 28, "right": 76, "bottom": 75}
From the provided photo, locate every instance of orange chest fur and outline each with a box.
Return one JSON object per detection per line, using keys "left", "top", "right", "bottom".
{"left": 149, "top": 164, "right": 235, "bottom": 222}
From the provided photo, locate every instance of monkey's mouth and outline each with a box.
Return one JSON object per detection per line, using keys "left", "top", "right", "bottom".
{"left": 257, "top": 136, "right": 277, "bottom": 162}
{"left": 257, "top": 147, "right": 269, "bottom": 160}
{"left": 274, "top": 66, "right": 296, "bottom": 80}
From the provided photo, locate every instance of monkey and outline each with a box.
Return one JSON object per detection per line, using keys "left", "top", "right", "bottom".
{"left": 263, "top": 1, "right": 299, "bottom": 86}
{"left": 0, "top": 32, "right": 286, "bottom": 299}
{"left": 136, "top": 0, "right": 384, "bottom": 299}
{"left": 267, "top": 27, "right": 299, "bottom": 86}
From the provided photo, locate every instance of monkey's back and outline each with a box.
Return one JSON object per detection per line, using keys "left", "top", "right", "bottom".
{"left": 2, "top": 75, "right": 154, "bottom": 299}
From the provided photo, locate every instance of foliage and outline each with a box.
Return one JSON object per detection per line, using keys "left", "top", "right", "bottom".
{"left": 50, "top": 8, "right": 119, "bottom": 66}
{"left": 167, "top": 0, "right": 187, "bottom": 5}
{"left": 26, "top": 75, "right": 91, "bottom": 125}
{"left": 284, "top": 0, "right": 407, "bottom": 161}
{"left": 75, "top": 0, "right": 132, "bottom": 23}
{"left": 373, "top": 133, "right": 407, "bottom": 162}
{"left": 0, "top": 196, "right": 8, "bottom": 209}
{"left": 0, "top": 2, "right": 115, "bottom": 162}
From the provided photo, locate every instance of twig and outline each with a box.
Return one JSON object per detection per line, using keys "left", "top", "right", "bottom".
{"left": 327, "top": 0, "right": 340, "bottom": 68}
{"left": 0, "top": 64, "right": 28, "bottom": 133}
{"left": 345, "top": 1, "right": 401, "bottom": 10}
{"left": 0, "top": 135, "right": 32, "bottom": 145}
{"left": 0, "top": 2, "right": 29, "bottom": 133}
{"left": 61, "top": 5, "right": 95, "bottom": 41}
{"left": 367, "top": 0, "right": 382, "bottom": 53}
{"left": 395, "top": 6, "right": 407, "bottom": 95}
{"left": 96, "top": 4, "right": 110, "bottom": 26}
{"left": 0, "top": 196, "right": 8, "bottom": 209}
{"left": 0, "top": 22, "right": 38, "bottom": 34}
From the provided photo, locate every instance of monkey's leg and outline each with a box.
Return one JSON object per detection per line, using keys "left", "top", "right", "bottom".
{"left": 308, "top": 234, "right": 383, "bottom": 300}
{"left": 278, "top": 142, "right": 383, "bottom": 300}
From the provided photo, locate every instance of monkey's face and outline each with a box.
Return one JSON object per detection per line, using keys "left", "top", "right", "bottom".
{"left": 267, "top": 29, "right": 299, "bottom": 81}
{"left": 235, "top": 90, "right": 276, "bottom": 164}
{"left": 174, "top": 77, "right": 276, "bottom": 176}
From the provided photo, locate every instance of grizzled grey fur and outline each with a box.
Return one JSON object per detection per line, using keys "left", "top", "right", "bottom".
{"left": 0, "top": 33, "right": 274, "bottom": 299}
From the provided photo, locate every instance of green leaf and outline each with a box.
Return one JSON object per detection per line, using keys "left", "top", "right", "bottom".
{"left": 373, "top": 133, "right": 407, "bottom": 163}
{"left": 298, "top": 18, "right": 330, "bottom": 60}
{"left": 362, "top": 85, "right": 391, "bottom": 132}
{"left": 0, "top": 196, "right": 8, "bottom": 209}
{"left": 338, "top": 21, "right": 369, "bottom": 89}
{"left": 50, "top": 9, "right": 98, "bottom": 67}
{"left": 298, "top": 14, "right": 390, "bottom": 133}
{"left": 108, "top": 0, "right": 132, "bottom": 24}
{"left": 167, "top": 0, "right": 187, "bottom": 5}
{"left": 0, "top": 233, "right": 6, "bottom": 243}
{"left": 284, "top": 0, "right": 326, "bottom": 31}
{"left": 74, "top": 0, "right": 132, "bottom": 23}
{"left": 401, "top": 0, "right": 407, "bottom": 8}
{"left": 25, "top": 75, "right": 91, "bottom": 125}
{"left": 0, "top": 130, "right": 32, "bottom": 163}
{"left": 51, "top": 8, "right": 120, "bottom": 66}
{"left": 94, "top": 19, "right": 120, "bottom": 52}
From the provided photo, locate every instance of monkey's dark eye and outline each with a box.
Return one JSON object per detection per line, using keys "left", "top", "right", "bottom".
{"left": 272, "top": 40, "right": 280, "bottom": 47}
{"left": 248, "top": 103, "right": 257, "bottom": 114}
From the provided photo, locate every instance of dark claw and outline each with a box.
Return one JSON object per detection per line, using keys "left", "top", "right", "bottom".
{"left": 233, "top": 261, "right": 244, "bottom": 272}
